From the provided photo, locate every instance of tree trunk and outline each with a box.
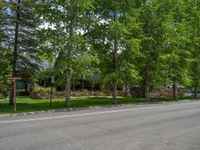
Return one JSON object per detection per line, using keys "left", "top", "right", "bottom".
{"left": 65, "top": 78, "right": 71, "bottom": 109}
{"left": 123, "top": 84, "right": 131, "bottom": 98}
{"left": 72, "top": 81, "right": 75, "bottom": 92}
{"left": 144, "top": 63, "right": 150, "bottom": 101}
{"left": 172, "top": 78, "right": 177, "bottom": 101}
{"left": 193, "top": 54, "right": 198, "bottom": 99}
{"left": 64, "top": 2, "right": 74, "bottom": 109}
{"left": 50, "top": 83, "right": 53, "bottom": 108}
{"left": 112, "top": 6, "right": 118, "bottom": 105}
{"left": 112, "top": 42, "right": 117, "bottom": 104}
{"left": 194, "top": 86, "right": 197, "bottom": 99}
{"left": 50, "top": 76, "right": 54, "bottom": 108}
{"left": 24, "top": 80, "right": 28, "bottom": 92}
{"left": 125, "top": 83, "right": 131, "bottom": 98}
{"left": 112, "top": 84, "right": 117, "bottom": 105}
{"left": 10, "top": 0, "right": 20, "bottom": 105}
{"left": 91, "top": 82, "right": 94, "bottom": 96}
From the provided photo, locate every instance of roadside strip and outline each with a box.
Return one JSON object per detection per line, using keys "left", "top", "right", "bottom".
{"left": 1, "top": 101, "right": 200, "bottom": 124}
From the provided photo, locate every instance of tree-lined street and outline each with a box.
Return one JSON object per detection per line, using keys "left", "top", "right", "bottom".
{"left": 1, "top": 1, "right": 200, "bottom": 149}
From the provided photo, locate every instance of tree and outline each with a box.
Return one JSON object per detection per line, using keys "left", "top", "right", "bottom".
{"left": 39, "top": 0, "right": 96, "bottom": 108}
{"left": 135, "top": 0, "right": 167, "bottom": 101}
{"left": 0, "top": 1, "right": 12, "bottom": 96}
{"left": 1, "top": 0, "right": 41, "bottom": 104}
{"left": 185, "top": 0, "right": 200, "bottom": 99}
{"left": 0, "top": 49, "right": 12, "bottom": 96}
{"left": 93, "top": 0, "right": 141, "bottom": 104}
{"left": 161, "top": 0, "right": 192, "bottom": 100}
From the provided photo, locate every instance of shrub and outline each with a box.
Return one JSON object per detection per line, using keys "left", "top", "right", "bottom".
{"left": 33, "top": 84, "right": 55, "bottom": 93}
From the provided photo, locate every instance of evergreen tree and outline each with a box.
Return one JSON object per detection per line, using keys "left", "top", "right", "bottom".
{"left": 1, "top": 0, "right": 40, "bottom": 104}
{"left": 0, "top": 1, "right": 11, "bottom": 96}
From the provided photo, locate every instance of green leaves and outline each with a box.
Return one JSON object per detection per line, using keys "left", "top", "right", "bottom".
{"left": 1, "top": 0, "right": 200, "bottom": 100}
{"left": 160, "top": 0, "right": 192, "bottom": 87}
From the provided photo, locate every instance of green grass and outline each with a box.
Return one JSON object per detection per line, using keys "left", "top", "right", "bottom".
{"left": 0, "top": 96, "right": 193, "bottom": 114}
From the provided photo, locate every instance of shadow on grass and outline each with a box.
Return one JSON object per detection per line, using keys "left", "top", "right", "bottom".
{"left": 0, "top": 97, "right": 145, "bottom": 114}
{"left": 0, "top": 101, "right": 65, "bottom": 114}
{"left": 0, "top": 96, "right": 193, "bottom": 114}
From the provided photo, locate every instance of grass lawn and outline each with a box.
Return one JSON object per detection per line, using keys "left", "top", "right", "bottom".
{"left": 0, "top": 96, "right": 192, "bottom": 114}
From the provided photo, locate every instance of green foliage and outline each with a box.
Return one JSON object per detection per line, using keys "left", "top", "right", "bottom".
{"left": 33, "top": 84, "right": 55, "bottom": 93}
{"left": 1, "top": 0, "right": 41, "bottom": 78}
{"left": 38, "top": 0, "right": 97, "bottom": 85}
{"left": 184, "top": 0, "right": 200, "bottom": 90}
{"left": 160, "top": 0, "right": 192, "bottom": 87}
{"left": 0, "top": 3, "right": 11, "bottom": 96}
{"left": 1, "top": 0, "right": 200, "bottom": 104}
{"left": 93, "top": 0, "right": 141, "bottom": 88}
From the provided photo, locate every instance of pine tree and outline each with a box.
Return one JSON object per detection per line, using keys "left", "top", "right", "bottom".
{"left": 1, "top": 0, "right": 40, "bottom": 104}
{"left": 0, "top": 1, "right": 11, "bottom": 96}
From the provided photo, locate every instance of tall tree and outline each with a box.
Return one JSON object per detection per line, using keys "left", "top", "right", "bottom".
{"left": 185, "top": 0, "right": 200, "bottom": 99}
{"left": 161, "top": 0, "right": 191, "bottom": 100}
{"left": 137, "top": 0, "right": 167, "bottom": 101}
{"left": 39, "top": 0, "right": 95, "bottom": 108}
{"left": 0, "top": 1, "right": 12, "bottom": 96}
{"left": 1, "top": 0, "right": 41, "bottom": 104}
{"left": 93, "top": 0, "right": 141, "bottom": 104}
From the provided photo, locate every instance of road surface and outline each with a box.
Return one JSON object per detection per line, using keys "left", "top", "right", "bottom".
{"left": 1, "top": 101, "right": 200, "bottom": 150}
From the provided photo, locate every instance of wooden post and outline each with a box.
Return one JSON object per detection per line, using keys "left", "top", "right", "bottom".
{"left": 9, "top": 77, "right": 21, "bottom": 112}
{"left": 50, "top": 76, "right": 54, "bottom": 108}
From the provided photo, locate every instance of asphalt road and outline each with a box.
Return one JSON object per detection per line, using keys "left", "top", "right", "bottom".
{"left": 1, "top": 101, "right": 200, "bottom": 150}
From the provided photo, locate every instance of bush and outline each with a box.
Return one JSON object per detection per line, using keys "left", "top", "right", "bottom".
{"left": 33, "top": 84, "right": 55, "bottom": 93}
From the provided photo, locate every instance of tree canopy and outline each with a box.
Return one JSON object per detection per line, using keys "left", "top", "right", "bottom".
{"left": 0, "top": 0, "right": 200, "bottom": 106}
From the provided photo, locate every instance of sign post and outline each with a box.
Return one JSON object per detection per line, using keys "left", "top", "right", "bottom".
{"left": 50, "top": 76, "right": 54, "bottom": 108}
{"left": 9, "top": 77, "right": 21, "bottom": 112}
